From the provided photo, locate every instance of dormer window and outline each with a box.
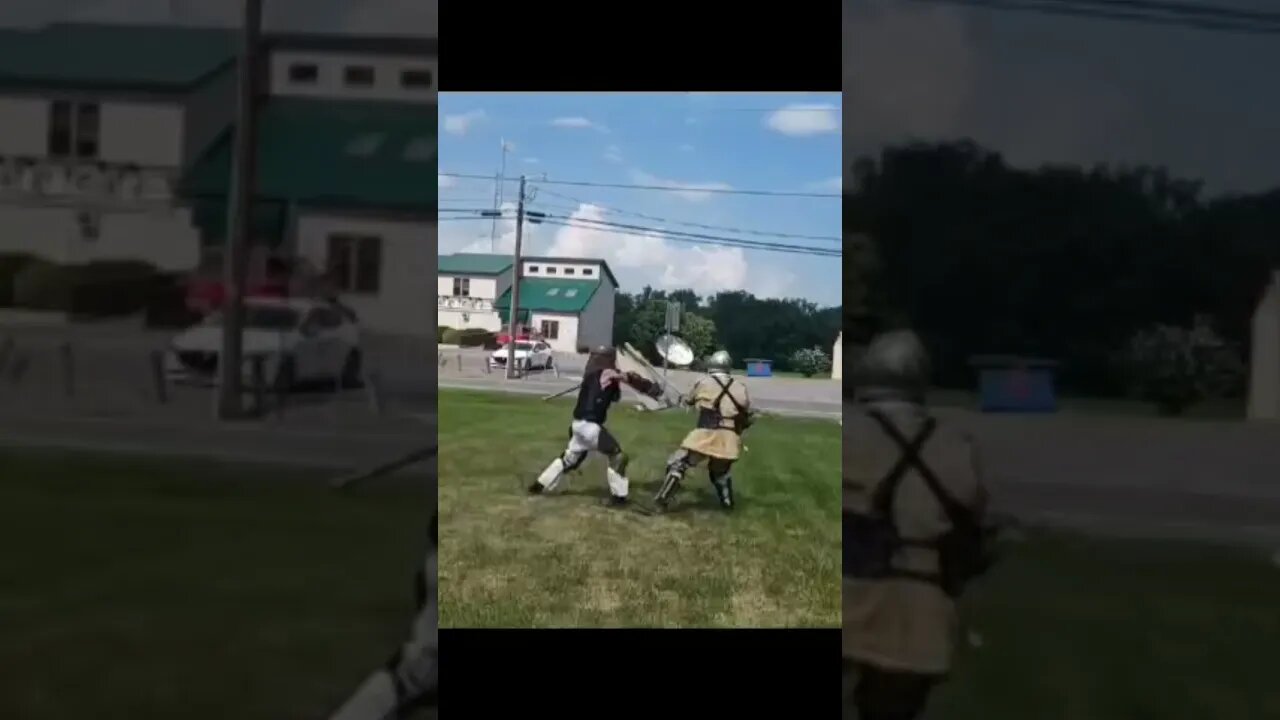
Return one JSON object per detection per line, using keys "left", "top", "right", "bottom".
{"left": 401, "top": 68, "right": 433, "bottom": 89}
{"left": 289, "top": 63, "right": 319, "bottom": 84}
{"left": 345, "top": 65, "right": 376, "bottom": 87}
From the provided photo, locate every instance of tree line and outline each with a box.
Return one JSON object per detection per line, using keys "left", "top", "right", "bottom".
{"left": 613, "top": 286, "right": 841, "bottom": 373}
{"left": 846, "top": 140, "right": 1280, "bottom": 397}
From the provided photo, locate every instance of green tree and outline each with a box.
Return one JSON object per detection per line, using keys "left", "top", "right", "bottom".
{"left": 680, "top": 312, "right": 717, "bottom": 360}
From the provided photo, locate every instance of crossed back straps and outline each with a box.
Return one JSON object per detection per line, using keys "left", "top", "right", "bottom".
{"left": 864, "top": 408, "right": 971, "bottom": 534}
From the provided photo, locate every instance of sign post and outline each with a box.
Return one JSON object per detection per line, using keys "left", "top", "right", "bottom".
{"left": 662, "top": 301, "right": 681, "bottom": 379}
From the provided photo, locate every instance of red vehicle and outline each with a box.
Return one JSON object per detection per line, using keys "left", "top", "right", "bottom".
{"left": 497, "top": 323, "right": 536, "bottom": 346}
{"left": 185, "top": 253, "right": 329, "bottom": 315}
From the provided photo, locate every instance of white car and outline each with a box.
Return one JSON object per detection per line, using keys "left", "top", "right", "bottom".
{"left": 489, "top": 340, "right": 554, "bottom": 371}
{"left": 165, "top": 297, "right": 362, "bottom": 388}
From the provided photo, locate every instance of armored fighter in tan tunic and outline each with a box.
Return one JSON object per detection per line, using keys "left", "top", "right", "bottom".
{"left": 843, "top": 330, "right": 992, "bottom": 720}
{"left": 653, "top": 349, "right": 756, "bottom": 511}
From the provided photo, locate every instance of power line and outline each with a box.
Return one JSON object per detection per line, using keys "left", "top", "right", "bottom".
{"left": 437, "top": 172, "right": 841, "bottom": 199}
{"left": 912, "top": 0, "right": 1280, "bottom": 33}
{"left": 537, "top": 214, "right": 842, "bottom": 257}
{"left": 530, "top": 187, "right": 843, "bottom": 243}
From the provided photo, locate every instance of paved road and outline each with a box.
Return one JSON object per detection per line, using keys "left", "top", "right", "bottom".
{"left": 437, "top": 377, "right": 843, "bottom": 420}
{"left": 6, "top": 325, "right": 1280, "bottom": 547}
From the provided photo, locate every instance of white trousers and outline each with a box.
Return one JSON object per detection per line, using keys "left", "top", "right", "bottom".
{"left": 536, "top": 420, "right": 629, "bottom": 497}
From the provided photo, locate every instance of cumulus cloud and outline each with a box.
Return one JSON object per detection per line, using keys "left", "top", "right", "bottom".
{"left": 550, "top": 116, "right": 608, "bottom": 133}
{"left": 546, "top": 204, "right": 757, "bottom": 297}
{"left": 343, "top": 0, "right": 436, "bottom": 34}
{"left": 764, "top": 104, "right": 840, "bottom": 137}
{"left": 443, "top": 109, "right": 486, "bottom": 136}
{"left": 603, "top": 145, "right": 624, "bottom": 163}
{"left": 437, "top": 202, "right": 794, "bottom": 299}
{"left": 809, "top": 176, "right": 842, "bottom": 192}
{"left": 630, "top": 170, "right": 732, "bottom": 203}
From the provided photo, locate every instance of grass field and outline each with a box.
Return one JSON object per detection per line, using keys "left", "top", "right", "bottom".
{"left": 923, "top": 529, "right": 1280, "bottom": 719}
{"left": 0, "top": 450, "right": 434, "bottom": 720}
{"left": 437, "top": 389, "right": 842, "bottom": 628}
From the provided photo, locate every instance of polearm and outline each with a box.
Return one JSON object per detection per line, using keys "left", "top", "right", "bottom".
{"left": 331, "top": 445, "right": 438, "bottom": 490}
{"left": 541, "top": 383, "right": 581, "bottom": 401}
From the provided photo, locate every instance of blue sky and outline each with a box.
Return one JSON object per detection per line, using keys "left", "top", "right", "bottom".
{"left": 438, "top": 93, "right": 842, "bottom": 307}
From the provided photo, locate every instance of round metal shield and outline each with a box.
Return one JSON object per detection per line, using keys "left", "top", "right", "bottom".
{"left": 656, "top": 334, "right": 695, "bottom": 367}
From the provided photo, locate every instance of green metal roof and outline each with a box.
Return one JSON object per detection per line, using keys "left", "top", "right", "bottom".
{"left": 182, "top": 97, "right": 436, "bottom": 212}
{"left": 494, "top": 278, "right": 601, "bottom": 314}
{"left": 438, "top": 254, "right": 514, "bottom": 276}
{"left": 0, "top": 23, "right": 236, "bottom": 92}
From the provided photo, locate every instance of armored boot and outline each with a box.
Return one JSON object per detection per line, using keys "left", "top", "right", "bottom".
{"left": 709, "top": 472, "right": 734, "bottom": 510}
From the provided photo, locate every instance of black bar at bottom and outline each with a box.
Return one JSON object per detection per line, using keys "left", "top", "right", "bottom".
{"left": 441, "top": 628, "right": 838, "bottom": 714}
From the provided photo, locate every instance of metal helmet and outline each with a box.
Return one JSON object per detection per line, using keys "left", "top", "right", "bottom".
{"left": 585, "top": 345, "right": 618, "bottom": 373}
{"left": 705, "top": 350, "right": 732, "bottom": 373}
{"left": 852, "top": 329, "right": 930, "bottom": 401}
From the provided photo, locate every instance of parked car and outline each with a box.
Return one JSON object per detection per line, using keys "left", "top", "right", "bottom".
{"left": 165, "top": 297, "right": 362, "bottom": 388}
{"left": 489, "top": 340, "right": 554, "bottom": 371}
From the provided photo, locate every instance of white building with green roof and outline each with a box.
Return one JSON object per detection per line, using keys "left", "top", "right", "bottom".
{"left": 0, "top": 22, "right": 437, "bottom": 337}
{"left": 439, "top": 253, "right": 618, "bottom": 353}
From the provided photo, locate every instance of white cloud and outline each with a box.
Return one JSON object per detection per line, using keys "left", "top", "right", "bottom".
{"left": 343, "top": 0, "right": 437, "bottom": 34}
{"left": 438, "top": 173, "right": 455, "bottom": 188}
{"left": 444, "top": 109, "right": 486, "bottom": 136}
{"left": 603, "top": 145, "right": 624, "bottom": 164}
{"left": 809, "top": 176, "right": 842, "bottom": 192}
{"left": 437, "top": 202, "right": 795, "bottom": 299}
{"left": 547, "top": 204, "right": 775, "bottom": 298}
{"left": 630, "top": 170, "right": 732, "bottom": 203}
{"left": 764, "top": 104, "right": 840, "bottom": 137}
{"left": 551, "top": 116, "right": 609, "bottom": 133}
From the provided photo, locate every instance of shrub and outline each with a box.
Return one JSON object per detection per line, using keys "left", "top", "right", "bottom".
{"left": 441, "top": 328, "right": 462, "bottom": 345}
{"left": 68, "top": 260, "right": 164, "bottom": 318}
{"left": 789, "top": 346, "right": 833, "bottom": 377}
{"left": 437, "top": 326, "right": 453, "bottom": 343}
{"left": 13, "top": 261, "right": 74, "bottom": 311}
{"left": 457, "top": 328, "right": 494, "bottom": 348}
{"left": 0, "top": 253, "right": 42, "bottom": 307}
{"left": 11, "top": 259, "right": 164, "bottom": 317}
{"left": 1124, "top": 315, "right": 1246, "bottom": 416}
{"left": 143, "top": 273, "right": 201, "bottom": 328}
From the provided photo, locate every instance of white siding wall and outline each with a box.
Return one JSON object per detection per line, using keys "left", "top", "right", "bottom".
{"left": 296, "top": 213, "right": 435, "bottom": 336}
{"left": 576, "top": 284, "right": 614, "bottom": 351}
{"left": 0, "top": 97, "right": 48, "bottom": 156}
{"left": 523, "top": 260, "right": 604, "bottom": 281}
{"left": 181, "top": 64, "right": 237, "bottom": 166}
{"left": 531, "top": 312, "right": 579, "bottom": 354}
{"left": 270, "top": 51, "right": 436, "bottom": 103}
{"left": 0, "top": 97, "right": 187, "bottom": 169}
{"left": 100, "top": 103, "right": 184, "bottom": 167}
{"left": 438, "top": 308, "right": 501, "bottom": 332}
{"left": 0, "top": 204, "right": 199, "bottom": 270}
{"left": 437, "top": 274, "right": 498, "bottom": 300}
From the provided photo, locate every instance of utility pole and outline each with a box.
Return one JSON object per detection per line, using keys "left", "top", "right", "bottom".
{"left": 217, "top": 0, "right": 263, "bottom": 420}
{"left": 505, "top": 175, "right": 526, "bottom": 380}
{"left": 490, "top": 139, "right": 510, "bottom": 252}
